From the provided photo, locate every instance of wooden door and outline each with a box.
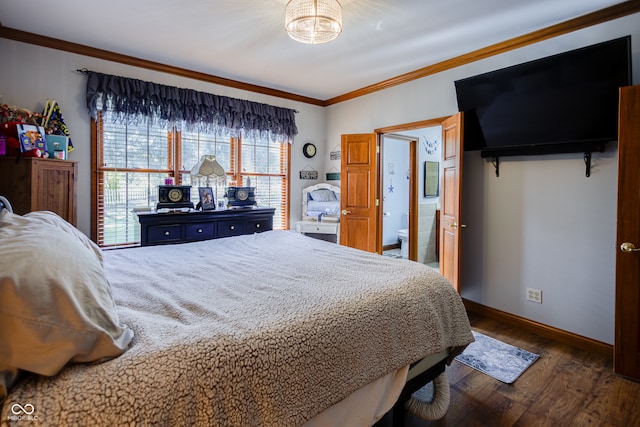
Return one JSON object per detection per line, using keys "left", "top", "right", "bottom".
{"left": 615, "top": 85, "right": 640, "bottom": 380}
{"left": 439, "top": 113, "right": 464, "bottom": 292}
{"left": 340, "top": 134, "right": 378, "bottom": 252}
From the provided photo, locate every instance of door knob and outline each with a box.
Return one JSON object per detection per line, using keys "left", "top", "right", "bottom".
{"left": 620, "top": 242, "right": 640, "bottom": 252}
{"left": 450, "top": 222, "right": 466, "bottom": 229}
{"left": 341, "top": 210, "right": 351, "bottom": 215}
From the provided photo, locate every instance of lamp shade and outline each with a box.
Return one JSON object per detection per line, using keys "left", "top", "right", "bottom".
{"left": 285, "top": 0, "right": 342, "bottom": 44}
{"left": 190, "top": 155, "right": 226, "bottom": 185}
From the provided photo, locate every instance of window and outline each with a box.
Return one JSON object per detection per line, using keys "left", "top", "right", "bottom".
{"left": 234, "top": 135, "right": 289, "bottom": 229}
{"left": 93, "top": 113, "right": 290, "bottom": 247}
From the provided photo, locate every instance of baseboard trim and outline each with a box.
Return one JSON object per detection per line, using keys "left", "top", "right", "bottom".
{"left": 462, "top": 299, "right": 613, "bottom": 358}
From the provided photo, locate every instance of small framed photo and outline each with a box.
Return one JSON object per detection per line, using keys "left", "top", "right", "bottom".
{"left": 198, "top": 187, "right": 215, "bottom": 210}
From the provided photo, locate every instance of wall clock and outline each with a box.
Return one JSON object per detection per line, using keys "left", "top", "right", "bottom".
{"left": 303, "top": 143, "right": 317, "bottom": 158}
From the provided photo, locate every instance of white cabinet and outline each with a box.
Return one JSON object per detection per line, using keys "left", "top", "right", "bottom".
{"left": 296, "top": 220, "right": 339, "bottom": 243}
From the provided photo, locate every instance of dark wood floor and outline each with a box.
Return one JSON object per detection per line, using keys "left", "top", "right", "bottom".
{"left": 378, "top": 311, "right": 640, "bottom": 427}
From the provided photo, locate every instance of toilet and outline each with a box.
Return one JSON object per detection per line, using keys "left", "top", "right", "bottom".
{"left": 398, "top": 229, "right": 409, "bottom": 259}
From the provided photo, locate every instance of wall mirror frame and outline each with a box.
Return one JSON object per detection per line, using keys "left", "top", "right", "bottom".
{"left": 424, "top": 161, "right": 439, "bottom": 197}
{"left": 302, "top": 183, "right": 341, "bottom": 221}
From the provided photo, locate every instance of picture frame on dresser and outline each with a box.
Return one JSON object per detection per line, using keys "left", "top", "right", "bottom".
{"left": 198, "top": 187, "right": 215, "bottom": 210}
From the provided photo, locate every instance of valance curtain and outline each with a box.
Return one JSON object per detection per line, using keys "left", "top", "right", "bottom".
{"left": 85, "top": 71, "right": 298, "bottom": 143}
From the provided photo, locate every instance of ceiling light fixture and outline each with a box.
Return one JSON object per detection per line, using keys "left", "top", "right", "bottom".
{"left": 285, "top": 0, "right": 342, "bottom": 45}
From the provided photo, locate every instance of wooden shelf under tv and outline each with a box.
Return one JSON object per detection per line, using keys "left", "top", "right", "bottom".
{"left": 479, "top": 140, "right": 609, "bottom": 177}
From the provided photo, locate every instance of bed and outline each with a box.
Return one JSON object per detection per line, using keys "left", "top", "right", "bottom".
{"left": 0, "top": 204, "right": 473, "bottom": 426}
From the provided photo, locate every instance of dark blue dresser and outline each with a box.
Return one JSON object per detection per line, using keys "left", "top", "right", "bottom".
{"left": 136, "top": 207, "right": 275, "bottom": 246}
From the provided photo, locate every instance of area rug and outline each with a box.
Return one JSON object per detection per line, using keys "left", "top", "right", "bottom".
{"left": 454, "top": 331, "right": 539, "bottom": 383}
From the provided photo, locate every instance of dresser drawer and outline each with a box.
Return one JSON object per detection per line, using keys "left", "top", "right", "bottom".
{"left": 185, "top": 222, "right": 215, "bottom": 241}
{"left": 147, "top": 224, "right": 182, "bottom": 244}
{"left": 217, "top": 220, "right": 245, "bottom": 238}
{"left": 297, "top": 222, "right": 338, "bottom": 234}
{"left": 246, "top": 218, "right": 272, "bottom": 234}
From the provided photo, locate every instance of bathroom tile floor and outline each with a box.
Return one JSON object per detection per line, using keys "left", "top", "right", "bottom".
{"left": 426, "top": 262, "right": 439, "bottom": 271}
{"left": 382, "top": 248, "right": 403, "bottom": 259}
{"left": 382, "top": 250, "right": 440, "bottom": 272}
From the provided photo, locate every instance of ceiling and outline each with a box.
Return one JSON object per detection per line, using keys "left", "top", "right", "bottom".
{"left": 0, "top": 0, "right": 629, "bottom": 102}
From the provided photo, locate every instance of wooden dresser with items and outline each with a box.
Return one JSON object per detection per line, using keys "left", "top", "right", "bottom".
{"left": 0, "top": 157, "right": 78, "bottom": 226}
{"left": 136, "top": 207, "right": 275, "bottom": 246}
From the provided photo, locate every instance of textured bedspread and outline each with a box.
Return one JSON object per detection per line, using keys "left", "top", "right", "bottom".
{"left": 1, "top": 230, "right": 472, "bottom": 426}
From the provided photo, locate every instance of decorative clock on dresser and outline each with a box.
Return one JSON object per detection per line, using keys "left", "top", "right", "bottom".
{"left": 136, "top": 206, "right": 275, "bottom": 246}
{"left": 156, "top": 185, "right": 193, "bottom": 210}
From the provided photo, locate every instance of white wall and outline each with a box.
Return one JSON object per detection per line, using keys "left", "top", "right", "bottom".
{"left": 398, "top": 126, "right": 441, "bottom": 206}
{"left": 0, "top": 39, "right": 326, "bottom": 234}
{"left": 326, "top": 13, "right": 640, "bottom": 344}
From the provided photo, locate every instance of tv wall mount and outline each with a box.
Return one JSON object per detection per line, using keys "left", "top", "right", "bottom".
{"left": 481, "top": 141, "right": 608, "bottom": 178}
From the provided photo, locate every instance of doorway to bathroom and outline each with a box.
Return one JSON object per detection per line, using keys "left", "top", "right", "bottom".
{"left": 378, "top": 124, "right": 442, "bottom": 270}
{"left": 381, "top": 134, "right": 412, "bottom": 259}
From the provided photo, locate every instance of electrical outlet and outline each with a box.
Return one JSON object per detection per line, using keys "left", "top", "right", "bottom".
{"left": 527, "top": 288, "right": 542, "bottom": 304}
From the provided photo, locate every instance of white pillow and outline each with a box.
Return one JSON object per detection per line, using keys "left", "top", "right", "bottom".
{"left": 0, "top": 210, "right": 134, "bottom": 400}
{"left": 309, "top": 189, "right": 337, "bottom": 202}
{"left": 24, "top": 210, "right": 104, "bottom": 265}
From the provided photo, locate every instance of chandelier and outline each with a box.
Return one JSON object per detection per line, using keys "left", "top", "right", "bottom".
{"left": 285, "top": 0, "right": 342, "bottom": 44}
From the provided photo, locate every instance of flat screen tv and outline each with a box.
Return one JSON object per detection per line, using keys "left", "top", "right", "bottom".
{"left": 455, "top": 36, "right": 632, "bottom": 157}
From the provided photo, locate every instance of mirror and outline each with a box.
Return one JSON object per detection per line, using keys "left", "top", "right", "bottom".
{"left": 424, "top": 161, "right": 439, "bottom": 197}
{"left": 302, "top": 183, "right": 341, "bottom": 221}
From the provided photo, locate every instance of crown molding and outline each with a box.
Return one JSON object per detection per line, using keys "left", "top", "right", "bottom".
{"left": 325, "top": 0, "right": 640, "bottom": 105}
{"left": 0, "top": 24, "right": 326, "bottom": 107}
{"left": 1, "top": 1, "right": 639, "bottom": 107}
